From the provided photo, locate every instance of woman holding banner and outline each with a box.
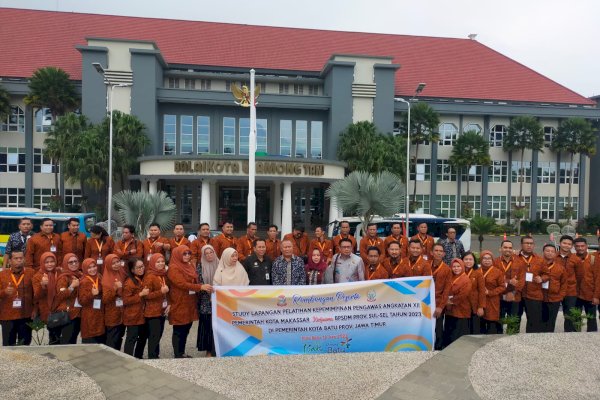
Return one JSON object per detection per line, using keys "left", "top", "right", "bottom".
{"left": 443, "top": 258, "right": 472, "bottom": 347}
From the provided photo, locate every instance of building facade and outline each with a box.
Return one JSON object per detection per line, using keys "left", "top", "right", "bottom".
{"left": 1, "top": 8, "right": 599, "bottom": 234}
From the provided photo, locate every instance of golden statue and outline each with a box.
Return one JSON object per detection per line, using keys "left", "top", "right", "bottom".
{"left": 231, "top": 83, "right": 260, "bottom": 107}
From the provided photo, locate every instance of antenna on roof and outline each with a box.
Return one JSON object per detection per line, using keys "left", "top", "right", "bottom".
{"left": 468, "top": 34, "right": 478, "bottom": 40}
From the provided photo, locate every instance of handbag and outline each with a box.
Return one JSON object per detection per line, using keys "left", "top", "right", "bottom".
{"left": 47, "top": 310, "right": 70, "bottom": 329}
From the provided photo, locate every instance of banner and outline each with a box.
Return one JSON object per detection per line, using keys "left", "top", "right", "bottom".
{"left": 212, "top": 277, "right": 436, "bottom": 357}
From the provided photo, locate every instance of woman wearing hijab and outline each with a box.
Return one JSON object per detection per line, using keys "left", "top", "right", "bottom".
{"left": 78, "top": 258, "right": 105, "bottom": 343}
{"left": 196, "top": 244, "right": 219, "bottom": 357}
{"left": 101, "top": 254, "right": 127, "bottom": 350}
{"left": 167, "top": 245, "right": 212, "bottom": 358}
{"left": 123, "top": 257, "right": 148, "bottom": 358}
{"left": 463, "top": 252, "right": 486, "bottom": 334}
{"left": 305, "top": 248, "right": 328, "bottom": 285}
{"left": 84, "top": 225, "right": 115, "bottom": 274}
{"left": 55, "top": 253, "right": 83, "bottom": 344}
{"left": 143, "top": 253, "right": 170, "bottom": 359}
{"left": 479, "top": 250, "right": 506, "bottom": 334}
{"left": 443, "top": 258, "right": 472, "bottom": 348}
{"left": 32, "top": 252, "right": 61, "bottom": 344}
{"left": 213, "top": 248, "right": 250, "bottom": 286}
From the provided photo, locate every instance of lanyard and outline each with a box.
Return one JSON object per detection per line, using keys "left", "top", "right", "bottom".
{"left": 175, "top": 237, "right": 185, "bottom": 246}
{"left": 85, "top": 276, "right": 99, "bottom": 290}
{"left": 122, "top": 240, "right": 132, "bottom": 253}
{"left": 483, "top": 266, "right": 494, "bottom": 279}
{"left": 547, "top": 262, "right": 555, "bottom": 271}
{"left": 46, "top": 234, "right": 54, "bottom": 246}
{"left": 368, "top": 238, "right": 379, "bottom": 246}
{"left": 11, "top": 273, "right": 24, "bottom": 296}
{"left": 452, "top": 273, "right": 464, "bottom": 285}
{"left": 95, "top": 239, "right": 103, "bottom": 255}
{"left": 467, "top": 269, "right": 473, "bottom": 278}
{"left": 409, "top": 256, "right": 422, "bottom": 272}
{"left": 418, "top": 234, "right": 428, "bottom": 246}
{"left": 147, "top": 237, "right": 160, "bottom": 253}
{"left": 502, "top": 259, "right": 512, "bottom": 273}
{"left": 521, "top": 254, "right": 533, "bottom": 266}
{"left": 316, "top": 240, "right": 326, "bottom": 252}
{"left": 223, "top": 234, "right": 234, "bottom": 245}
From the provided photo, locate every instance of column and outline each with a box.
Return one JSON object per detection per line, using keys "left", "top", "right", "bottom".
{"left": 281, "top": 182, "right": 293, "bottom": 237}
{"left": 200, "top": 179, "right": 211, "bottom": 224}
{"left": 272, "top": 182, "right": 282, "bottom": 229}
{"left": 148, "top": 179, "right": 157, "bottom": 194}
{"left": 328, "top": 195, "right": 339, "bottom": 224}
{"left": 140, "top": 179, "right": 148, "bottom": 193}
{"left": 24, "top": 105, "right": 34, "bottom": 207}
{"left": 209, "top": 181, "right": 218, "bottom": 228}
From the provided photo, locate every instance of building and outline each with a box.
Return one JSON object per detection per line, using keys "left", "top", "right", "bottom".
{"left": 1, "top": 8, "right": 599, "bottom": 234}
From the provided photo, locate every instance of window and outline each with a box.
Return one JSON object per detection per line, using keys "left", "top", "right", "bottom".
{"left": 180, "top": 115, "right": 193, "bottom": 154}
{"left": 1, "top": 106, "right": 25, "bottom": 132}
{"left": 197, "top": 116, "right": 210, "bottom": 154}
{"left": 239, "top": 118, "right": 268, "bottom": 155}
{"left": 511, "top": 196, "right": 531, "bottom": 210}
{"left": 511, "top": 161, "right": 531, "bottom": 183}
{"left": 488, "top": 161, "right": 508, "bottom": 183}
{"left": 295, "top": 120, "right": 307, "bottom": 158}
{"left": 280, "top": 120, "right": 292, "bottom": 157}
{"left": 543, "top": 126, "right": 555, "bottom": 148}
{"left": 461, "top": 165, "right": 482, "bottom": 182}
{"left": 439, "top": 123, "right": 458, "bottom": 146}
{"left": 463, "top": 123, "right": 482, "bottom": 134}
{"left": 64, "top": 189, "right": 82, "bottom": 208}
{"left": 487, "top": 196, "right": 507, "bottom": 219}
{"left": 200, "top": 79, "right": 211, "bottom": 90}
{"left": 536, "top": 196, "right": 555, "bottom": 221}
{"left": 461, "top": 195, "right": 481, "bottom": 216}
{"left": 279, "top": 83, "right": 289, "bottom": 94}
{"left": 489, "top": 124, "right": 506, "bottom": 147}
{"left": 225, "top": 81, "right": 232, "bottom": 92}
{"left": 223, "top": 117, "right": 236, "bottom": 155}
{"left": 168, "top": 78, "right": 179, "bottom": 89}
{"left": 0, "top": 147, "right": 26, "bottom": 172}
{"left": 437, "top": 195, "right": 457, "bottom": 218}
{"left": 294, "top": 84, "right": 304, "bottom": 95}
{"left": 256, "top": 119, "right": 268, "bottom": 154}
{"left": 559, "top": 162, "right": 579, "bottom": 184}
{"left": 308, "top": 85, "right": 320, "bottom": 96}
{"left": 413, "top": 195, "right": 430, "bottom": 214}
{"left": 35, "top": 108, "right": 54, "bottom": 133}
{"left": 180, "top": 186, "right": 193, "bottom": 224}
{"left": 0, "top": 188, "right": 25, "bottom": 207}
{"left": 393, "top": 120, "right": 401, "bottom": 135}
{"left": 163, "top": 115, "right": 176, "bottom": 155}
{"left": 558, "top": 197, "right": 578, "bottom": 219}
{"left": 34, "top": 148, "right": 57, "bottom": 173}
{"left": 311, "top": 121, "right": 323, "bottom": 159}
{"left": 34, "top": 188, "right": 55, "bottom": 209}
{"left": 410, "top": 159, "right": 431, "bottom": 181}
{"left": 537, "top": 162, "right": 556, "bottom": 184}
{"left": 436, "top": 160, "right": 456, "bottom": 182}
{"left": 184, "top": 79, "right": 195, "bottom": 90}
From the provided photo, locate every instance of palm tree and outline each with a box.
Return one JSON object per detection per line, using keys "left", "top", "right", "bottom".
{"left": 449, "top": 130, "right": 491, "bottom": 217}
{"left": 0, "top": 84, "right": 10, "bottom": 122}
{"left": 113, "top": 190, "right": 177, "bottom": 238}
{"left": 551, "top": 118, "right": 597, "bottom": 222}
{"left": 504, "top": 115, "right": 543, "bottom": 226}
{"left": 325, "top": 171, "right": 405, "bottom": 236}
{"left": 401, "top": 102, "right": 440, "bottom": 207}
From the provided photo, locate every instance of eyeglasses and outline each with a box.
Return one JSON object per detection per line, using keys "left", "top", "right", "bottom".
{"left": 134, "top": 265, "right": 145, "bottom": 270}
{"left": 183, "top": 251, "right": 192, "bottom": 256}
{"left": 68, "top": 260, "right": 79, "bottom": 265}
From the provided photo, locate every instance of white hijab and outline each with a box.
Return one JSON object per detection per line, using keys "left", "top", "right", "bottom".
{"left": 213, "top": 247, "right": 249, "bottom": 286}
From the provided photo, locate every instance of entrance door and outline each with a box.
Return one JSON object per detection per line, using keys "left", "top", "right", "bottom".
{"left": 219, "top": 185, "right": 271, "bottom": 229}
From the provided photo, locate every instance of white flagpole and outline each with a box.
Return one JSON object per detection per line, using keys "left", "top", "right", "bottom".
{"left": 247, "top": 69, "right": 257, "bottom": 223}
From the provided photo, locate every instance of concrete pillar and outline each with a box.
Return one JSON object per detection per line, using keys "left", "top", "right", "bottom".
{"left": 200, "top": 179, "right": 211, "bottom": 225}
{"left": 272, "top": 182, "right": 282, "bottom": 229}
{"left": 209, "top": 181, "right": 218, "bottom": 228}
{"left": 148, "top": 179, "right": 157, "bottom": 194}
{"left": 281, "top": 182, "right": 293, "bottom": 237}
{"left": 328, "top": 195, "right": 340, "bottom": 224}
{"left": 140, "top": 180, "right": 148, "bottom": 193}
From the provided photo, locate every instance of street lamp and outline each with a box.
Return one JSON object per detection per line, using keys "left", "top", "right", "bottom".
{"left": 394, "top": 82, "right": 426, "bottom": 237}
{"left": 92, "top": 62, "right": 132, "bottom": 234}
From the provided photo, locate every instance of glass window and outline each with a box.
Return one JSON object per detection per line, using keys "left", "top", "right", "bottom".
{"left": 163, "top": 115, "right": 176, "bottom": 155}
{"left": 180, "top": 115, "right": 193, "bottom": 154}
{"left": 197, "top": 116, "right": 210, "bottom": 154}
{"left": 511, "top": 161, "right": 531, "bottom": 183}
{"left": 64, "top": 189, "right": 82, "bottom": 208}
{"left": 294, "top": 84, "right": 303, "bottom": 95}
{"left": 0, "top": 187, "right": 26, "bottom": 207}
{"left": 411, "top": 159, "right": 431, "bottom": 181}
{"left": 511, "top": 196, "right": 531, "bottom": 210}
{"left": 559, "top": 162, "right": 579, "bottom": 184}
{"left": 34, "top": 188, "right": 55, "bottom": 210}
{"left": 180, "top": 186, "right": 193, "bottom": 224}
{"left": 537, "top": 162, "right": 556, "bottom": 184}
{"left": 280, "top": 120, "right": 292, "bottom": 157}
{"left": 437, "top": 195, "right": 457, "bottom": 218}
{"left": 239, "top": 118, "right": 250, "bottom": 155}
{"left": 439, "top": 123, "right": 458, "bottom": 146}
{"left": 200, "top": 79, "right": 211, "bottom": 90}
{"left": 536, "top": 196, "right": 555, "bottom": 221}
{"left": 308, "top": 85, "right": 320, "bottom": 96}
{"left": 311, "top": 121, "right": 323, "bottom": 159}
{"left": 0, "top": 147, "right": 26, "bottom": 172}
{"left": 184, "top": 79, "right": 195, "bottom": 90}
{"left": 544, "top": 126, "right": 555, "bottom": 148}
{"left": 1, "top": 106, "right": 25, "bottom": 132}
{"left": 463, "top": 123, "right": 481, "bottom": 134}
{"left": 223, "top": 117, "right": 236, "bottom": 155}
{"left": 487, "top": 196, "right": 507, "bottom": 219}
{"left": 558, "top": 197, "right": 578, "bottom": 220}
{"left": 413, "top": 195, "right": 430, "bottom": 214}
{"left": 461, "top": 165, "right": 482, "bottom": 182}
{"left": 295, "top": 120, "right": 307, "bottom": 158}
{"left": 256, "top": 119, "right": 268, "bottom": 154}
{"left": 489, "top": 124, "right": 506, "bottom": 147}
{"left": 168, "top": 78, "right": 179, "bottom": 89}
{"left": 279, "top": 83, "right": 289, "bottom": 94}
{"left": 461, "top": 195, "right": 482, "bottom": 217}
{"left": 34, "top": 108, "right": 54, "bottom": 133}
{"left": 436, "top": 159, "right": 456, "bottom": 182}
{"left": 488, "top": 161, "right": 507, "bottom": 183}
{"left": 34, "top": 148, "right": 57, "bottom": 173}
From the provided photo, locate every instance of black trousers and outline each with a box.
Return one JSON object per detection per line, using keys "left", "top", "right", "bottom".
{"left": 577, "top": 299, "right": 598, "bottom": 332}
{"left": 124, "top": 324, "right": 148, "bottom": 359}
{"left": 81, "top": 334, "right": 105, "bottom": 344}
{"left": 59, "top": 317, "right": 80, "bottom": 344}
{"left": 105, "top": 324, "right": 125, "bottom": 350}
{"left": 524, "top": 298, "right": 544, "bottom": 333}
{"left": 470, "top": 314, "right": 481, "bottom": 334}
{"left": 562, "top": 296, "right": 578, "bottom": 332}
{"left": 1, "top": 318, "right": 32, "bottom": 346}
{"left": 48, "top": 325, "right": 62, "bottom": 345}
{"left": 481, "top": 319, "right": 502, "bottom": 334}
{"left": 172, "top": 322, "right": 192, "bottom": 358}
{"left": 146, "top": 316, "right": 166, "bottom": 359}
{"left": 443, "top": 316, "right": 470, "bottom": 348}
{"left": 542, "top": 301, "right": 561, "bottom": 332}
{"left": 434, "top": 315, "right": 444, "bottom": 350}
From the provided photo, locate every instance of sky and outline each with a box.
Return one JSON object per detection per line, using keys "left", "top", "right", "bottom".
{"left": 1, "top": 0, "right": 598, "bottom": 98}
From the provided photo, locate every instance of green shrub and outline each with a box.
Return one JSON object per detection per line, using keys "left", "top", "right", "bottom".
{"left": 470, "top": 215, "right": 497, "bottom": 235}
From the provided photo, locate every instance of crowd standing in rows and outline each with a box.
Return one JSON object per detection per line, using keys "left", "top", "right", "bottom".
{"left": 1, "top": 217, "right": 598, "bottom": 356}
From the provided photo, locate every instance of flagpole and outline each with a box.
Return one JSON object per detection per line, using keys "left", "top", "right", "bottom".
{"left": 247, "top": 69, "right": 257, "bottom": 223}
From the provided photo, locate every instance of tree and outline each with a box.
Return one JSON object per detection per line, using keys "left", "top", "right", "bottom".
{"left": 449, "top": 130, "right": 491, "bottom": 217}
{"left": 504, "top": 115, "right": 543, "bottom": 231}
{"left": 400, "top": 102, "right": 440, "bottom": 207}
{"left": 112, "top": 190, "right": 177, "bottom": 239}
{"left": 337, "top": 121, "right": 406, "bottom": 178}
{"left": 0, "top": 84, "right": 10, "bottom": 122}
{"left": 24, "top": 66, "right": 79, "bottom": 201}
{"left": 325, "top": 171, "right": 405, "bottom": 236}
{"left": 552, "top": 118, "right": 597, "bottom": 222}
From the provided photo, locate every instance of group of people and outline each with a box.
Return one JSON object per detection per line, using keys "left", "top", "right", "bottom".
{"left": 1, "top": 217, "right": 598, "bottom": 356}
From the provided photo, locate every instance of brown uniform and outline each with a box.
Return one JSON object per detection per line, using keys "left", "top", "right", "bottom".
{"left": 265, "top": 238, "right": 281, "bottom": 261}
{"left": 142, "top": 237, "right": 170, "bottom": 264}
{"left": 169, "top": 236, "right": 191, "bottom": 251}
{"left": 467, "top": 268, "right": 486, "bottom": 314}
{"left": 383, "top": 235, "right": 409, "bottom": 259}
{"left": 190, "top": 237, "right": 211, "bottom": 266}
{"left": 166, "top": 266, "right": 203, "bottom": 326}
{"left": 122, "top": 277, "right": 145, "bottom": 326}
{"left": 142, "top": 274, "right": 168, "bottom": 318}
{"left": 332, "top": 234, "right": 357, "bottom": 254}
{"left": 236, "top": 235, "right": 257, "bottom": 262}
{"left": 84, "top": 237, "right": 115, "bottom": 272}
{"left": 381, "top": 258, "right": 401, "bottom": 280}
{"left": 212, "top": 233, "right": 237, "bottom": 259}
{"left": 543, "top": 262, "right": 567, "bottom": 303}
{"left": 359, "top": 236, "right": 385, "bottom": 266}
{"left": 309, "top": 238, "right": 334, "bottom": 262}
{"left": 556, "top": 252, "right": 582, "bottom": 298}
{"left": 521, "top": 259, "right": 548, "bottom": 302}
{"left": 493, "top": 256, "right": 526, "bottom": 302}
{"left": 55, "top": 274, "right": 82, "bottom": 321}
{"left": 32, "top": 269, "right": 60, "bottom": 321}
{"left": 432, "top": 261, "right": 452, "bottom": 312}
{"left": 410, "top": 234, "right": 435, "bottom": 258}
{"left": 60, "top": 231, "right": 87, "bottom": 262}
{"left": 78, "top": 274, "right": 105, "bottom": 339}
{"left": 366, "top": 263, "right": 391, "bottom": 280}
{"left": 0, "top": 268, "right": 35, "bottom": 321}
{"left": 392, "top": 256, "right": 432, "bottom": 278}
{"left": 102, "top": 284, "right": 123, "bottom": 328}
{"left": 25, "top": 232, "right": 62, "bottom": 271}
{"left": 283, "top": 233, "right": 309, "bottom": 258}
{"left": 481, "top": 266, "right": 506, "bottom": 322}
{"left": 446, "top": 274, "right": 472, "bottom": 319}
{"left": 114, "top": 238, "right": 143, "bottom": 262}
{"left": 576, "top": 253, "right": 600, "bottom": 302}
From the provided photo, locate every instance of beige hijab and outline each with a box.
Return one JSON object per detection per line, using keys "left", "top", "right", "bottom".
{"left": 213, "top": 247, "right": 249, "bottom": 286}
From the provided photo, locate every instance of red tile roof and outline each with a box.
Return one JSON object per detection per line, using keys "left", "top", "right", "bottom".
{"left": 0, "top": 8, "right": 593, "bottom": 105}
